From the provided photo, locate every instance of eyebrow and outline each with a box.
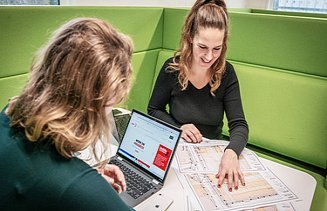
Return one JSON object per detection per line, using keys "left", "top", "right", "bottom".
{"left": 197, "top": 43, "right": 222, "bottom": 48}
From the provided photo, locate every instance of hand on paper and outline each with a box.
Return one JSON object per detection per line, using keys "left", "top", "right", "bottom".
{"left": 98, "top": 164, "right": 127, "bottom": 193}
{"left": 180, "top": 124, "right": 203, "bottom": 143}
{"left": 216, "top": 149, "right": 245, "bottom": 191}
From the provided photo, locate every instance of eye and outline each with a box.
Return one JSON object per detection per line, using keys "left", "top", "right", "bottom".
{"left": 213, "top": 47, "right": 221, "bottom": 51}
{"left": 198, "top": 45, "right": 207, "bottom": 49}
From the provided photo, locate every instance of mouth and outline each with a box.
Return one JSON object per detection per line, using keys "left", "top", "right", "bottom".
{"left": 201, "top": 57, "right": 212, "bottom": 64}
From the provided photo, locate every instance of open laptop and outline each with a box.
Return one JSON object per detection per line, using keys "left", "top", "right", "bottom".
{"left": 109, "top": 109, "right": 181, "bottom": 207}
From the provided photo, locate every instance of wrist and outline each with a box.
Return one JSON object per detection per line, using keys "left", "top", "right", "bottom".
{"left": 224, "top": 148, "right": 237, "bottom": 158}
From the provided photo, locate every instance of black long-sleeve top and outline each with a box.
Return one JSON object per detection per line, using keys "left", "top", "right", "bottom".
{"left": 148, "top": 57, "right": 248, "bottom": 156}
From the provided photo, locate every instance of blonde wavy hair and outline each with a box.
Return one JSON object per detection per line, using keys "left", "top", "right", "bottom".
{"left": 7, "top": 18, "right": 133, "bottom": 163}
{"left": 170, "top": 0, "right": 228, "bottom": 95}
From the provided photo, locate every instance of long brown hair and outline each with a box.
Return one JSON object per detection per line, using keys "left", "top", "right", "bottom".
{"left": 7, "top": 18, "right": 133, "bottom": 163}
{"left": 170, "top": 0, "right": 228, "bottom": 95}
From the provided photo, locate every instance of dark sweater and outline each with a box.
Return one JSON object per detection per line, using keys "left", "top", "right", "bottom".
{"left": 0, "top": 107, "right": 133, "bottom": 211}
{"left": 148, "top": 57, "right": 248, "bottom": 156}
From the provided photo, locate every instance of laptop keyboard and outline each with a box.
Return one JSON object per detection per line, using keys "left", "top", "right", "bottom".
{"left": 110, "top": 159, "right": 155, "bottom": 199}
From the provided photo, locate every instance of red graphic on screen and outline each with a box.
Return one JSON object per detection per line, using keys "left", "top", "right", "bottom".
{"left": 137, "top": 159, "right": 150, "bottom": 168}
{"left": 153, "top": 144, "right": 172, "bottom": 171}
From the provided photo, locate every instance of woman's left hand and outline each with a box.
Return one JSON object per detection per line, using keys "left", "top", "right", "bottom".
{"left": 98, "top": 164, "right": 127, "bottom": 193}
{"left": 215, "top": 149, "right": 245, "bottom": 191}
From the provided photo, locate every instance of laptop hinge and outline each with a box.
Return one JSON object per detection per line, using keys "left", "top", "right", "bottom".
{"left": 152, "top": 179, "right": 159, "bottom": 185}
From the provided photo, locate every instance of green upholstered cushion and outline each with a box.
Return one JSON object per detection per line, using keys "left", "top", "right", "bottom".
{"left": 0, "top": 50, "right": 160, "bottom": 112}
{"left": 0, "top": 6, "right": 163, "bottom": 112}
{"left": 228, "top": 12, "right": 327, "bottom": 77}
{"left": 0, "top": 6, "right": 163, "bottom": 77}
{"left": 152, "top": 50, "right": 175, "bottom": 89}
{"left": 162, "top": 8, "right": 188, "bottom": 50}
{"left": 312, "top": 181, "right": 327, "bottom": 211}
{"left": 224, "top": 61, "right": 327, "bottom": 169}
{"left": 126, "top": 50, "right": 160, "bottom": 113}
{"left": 0, "top": 74, "right": 28, "bottom": 108}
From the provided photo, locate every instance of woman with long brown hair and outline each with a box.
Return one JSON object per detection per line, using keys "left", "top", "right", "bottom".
{"left": 148, "top": 0, "right": 248, "bottom": 191}
{"left": 1, "top": 17, "right": 133, "bottom": 210}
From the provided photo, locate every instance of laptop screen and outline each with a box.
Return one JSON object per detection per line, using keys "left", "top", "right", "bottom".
{"left": 116, "top": 110, "right": 181, "bottom": 182}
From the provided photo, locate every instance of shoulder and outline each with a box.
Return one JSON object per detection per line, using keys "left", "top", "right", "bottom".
{"left": 0, "top": 106, "right": 10, "bottom": 133}
{"left": 159, "top": 56, "right": 179, "bottom": 77}
{"left": 162, "top": 56, "right": 177, "bottom": 71}
{"left": 224, "top": 61, "right": 235, "bottom": 74}
{"left": 223, "top": 61, "right": 237, "bottom": 79}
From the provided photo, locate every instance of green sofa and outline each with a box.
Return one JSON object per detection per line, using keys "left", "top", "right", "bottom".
{"left": 0, "top": 6, "right": 326, "bottom": 210}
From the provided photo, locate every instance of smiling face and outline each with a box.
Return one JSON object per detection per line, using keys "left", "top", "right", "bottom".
{"left": 191, "top": 27, "right": 225, "bottom": 72}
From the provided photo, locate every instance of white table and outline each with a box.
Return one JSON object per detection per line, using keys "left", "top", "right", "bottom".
{"left": 135, "top": 156, "right": 316, "bottom": 211}
{"left": 79, "top": 141, "right": 316, "bottom": 211}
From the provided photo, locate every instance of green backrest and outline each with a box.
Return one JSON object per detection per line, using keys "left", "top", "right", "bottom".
{"left": 152, "top": 50, "right": 175, "bottom": 88}
{"left": 127, "top": 50, "right": 160, "bottom": 112}
{"left": 228, "top": 12, "right": 327, "bottom": 77}
{"left": 162, "top": 8, "right": 188, "bottom": 51}
{"left": 225, "top": 11, "right": 327, "bottom": 168}
{"left": 230, "top": 61, "right": 327, "bottom": 168}
{"left": 0, "top": 6, "right": 164, "bottom": 112}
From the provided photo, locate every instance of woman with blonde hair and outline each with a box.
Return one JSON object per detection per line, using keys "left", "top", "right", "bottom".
{"left": 148, "top": 0, "right": 248, "bottom": 191}
{"left": 0, "top": 17, "right": 133, "bottom": 210}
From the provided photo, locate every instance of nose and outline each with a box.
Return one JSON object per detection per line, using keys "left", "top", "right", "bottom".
{"left": 204, "top": 50, "right": 213, "bottom": 61}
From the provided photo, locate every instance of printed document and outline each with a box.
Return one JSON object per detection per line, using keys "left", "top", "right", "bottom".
{"left": 175, "top": 139, "right": 299, "bottom": 211}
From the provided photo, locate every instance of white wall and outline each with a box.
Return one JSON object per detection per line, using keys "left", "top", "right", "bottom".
{"left": 60, "top": 0, "right": 272, "bottom": 9}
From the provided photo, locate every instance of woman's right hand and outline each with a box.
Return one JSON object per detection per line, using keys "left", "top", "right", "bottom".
{"left": 98, "top": 164, "right": 126, "bottom": 193}
{"left": 180, "top": 124, "right": 202, "bottom": 143}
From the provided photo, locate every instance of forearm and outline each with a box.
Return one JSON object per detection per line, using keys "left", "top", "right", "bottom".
{"left": 225, "top": 124, "right": 248, "bottom": 156}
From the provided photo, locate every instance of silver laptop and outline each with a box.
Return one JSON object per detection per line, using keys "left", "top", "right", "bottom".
{"left": 109, "top": 109, "right": 181, "bottom": 207}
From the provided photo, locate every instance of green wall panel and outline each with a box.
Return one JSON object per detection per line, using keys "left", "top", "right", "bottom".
{"left": 228, "top": 12, "right": 327, "bottom": 77}
{"left": 126, "top": 50, "right": 160, "bottom": 113}
{"left": 152, "top": 50, "right": 174, "bottom": 91}
{"left": 230, "top": 61, "right": 327, "bottom": 168}
{"left": 0, "top": 6, "right": 163, "bottom": 78}
{"left": 0, "top": 74, "right": 28, "bottom": 109}
{"left": 163, "top": 8, "right": 188, "bottom": 50}
{"left": 0, "top": 50, "right": 160, "bottom": 112}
